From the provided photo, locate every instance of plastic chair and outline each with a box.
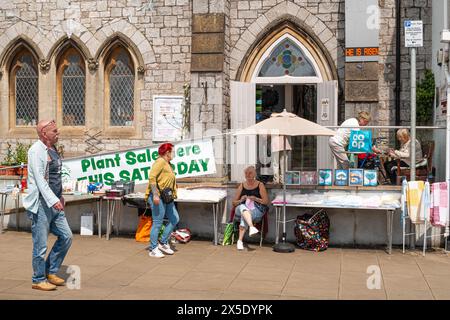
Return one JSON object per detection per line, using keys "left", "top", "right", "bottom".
{"left": 229, "top": 206, "right": 269, "bottom": 247}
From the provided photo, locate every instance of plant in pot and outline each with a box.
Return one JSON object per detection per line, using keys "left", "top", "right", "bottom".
{"left": 14, "top": 142, "right": 30, "bottom": 176}
{"left": 0, "top": 143, "right": 17, "bottom": 175}
{"left": 0, "top": 142, "right": 30, "bottom": 176}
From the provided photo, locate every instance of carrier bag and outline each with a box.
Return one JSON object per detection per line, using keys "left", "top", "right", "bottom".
{"left": 348, "top": 129, "right": 372, "bottom": 153}
{"left": 294, "top": 210, "right": 330, "bottom": 252}
{"left": 135, "top": 215, "right": 152, "bottom": 242}
{"left": 171, "top": 228, "right": 192, "bottom": 243}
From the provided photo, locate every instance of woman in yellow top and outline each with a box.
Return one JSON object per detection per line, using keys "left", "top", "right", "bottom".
{"left": 145, "top": 143, "right": 179, "bottom": 258}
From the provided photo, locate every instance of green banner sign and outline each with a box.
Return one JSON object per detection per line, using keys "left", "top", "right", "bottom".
{"left": 61, "top": 139, "right": 216, "bottom": 186}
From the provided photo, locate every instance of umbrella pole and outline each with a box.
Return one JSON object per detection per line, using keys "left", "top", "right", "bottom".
{"left": 273, "top": 135, "right": 295, "bottom": 253}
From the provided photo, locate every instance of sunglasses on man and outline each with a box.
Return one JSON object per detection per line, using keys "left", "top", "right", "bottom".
{"left": 40, "top": 120, "right": 56, "bottom": 133}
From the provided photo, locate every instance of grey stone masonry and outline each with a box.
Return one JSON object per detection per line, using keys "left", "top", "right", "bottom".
{"left": 0, "top": 0, "right": 192, "bottom": 159}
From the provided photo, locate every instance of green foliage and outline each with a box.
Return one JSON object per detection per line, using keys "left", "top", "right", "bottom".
{"left": 416, "top": 69, "right": 435, "bottom": 125}
{"left": 15, "top": 142, "right": 29, "bottom": 165}
{"left": 2, "top": 143, "right": 15, "bottom": 166}
{"left": 1, "top": 142, "right": 31, "bottom": 166}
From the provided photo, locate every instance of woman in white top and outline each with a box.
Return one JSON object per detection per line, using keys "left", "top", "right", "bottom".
{"left": 328, "top": 111, "right": 371, "bottom": 169}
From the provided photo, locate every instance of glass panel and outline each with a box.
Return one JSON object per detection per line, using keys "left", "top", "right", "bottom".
{"left": 110, "top": 51, "right": 134, "bottom": 126}
{"left": 258, "top": 38, "right": 317, "bottom": 77}
{"left": 15, "top": 54, "right": 38, "bottom": 126}
{"left": 291, "top": 85, "right": 317, "bottom": 171}
{"left": 62, "top": 54, "right": 85, "bottom": 126}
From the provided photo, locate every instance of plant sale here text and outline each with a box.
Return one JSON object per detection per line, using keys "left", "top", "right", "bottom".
{"left": 63, "top": 141, "right": 215, "bottom": 185}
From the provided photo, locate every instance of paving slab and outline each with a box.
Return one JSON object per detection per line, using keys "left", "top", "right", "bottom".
{"left": 0, "top": 231, "right": 449, "bottom": 300}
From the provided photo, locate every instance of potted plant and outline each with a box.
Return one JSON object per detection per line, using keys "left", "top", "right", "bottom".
{"left": 14, "top": 142, "right": 29, "bottom": 176}
{"left": 0, "top": 142, "right": 30, "bottom": 176}
{"left": 0, "top": 143, "right": 17, "bottom": 175}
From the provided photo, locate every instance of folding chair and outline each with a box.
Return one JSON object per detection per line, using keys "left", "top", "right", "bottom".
{"left": 229, "top": 206, "right": 269, "bottom": 247}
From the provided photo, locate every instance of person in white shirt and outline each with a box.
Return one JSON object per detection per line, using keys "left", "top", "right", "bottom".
{"left": 23, "top": 120, "right": 72, "bottom": 291}
{"left": 328, "top": 111, "right": 371, "bottom": 169}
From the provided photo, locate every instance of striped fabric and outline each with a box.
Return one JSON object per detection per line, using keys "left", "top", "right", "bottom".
{"left": 406, "top": 181, "right": 426, "bottom": 224}
{"left": 430, "top": 182, "right": 449, "bottom": 227}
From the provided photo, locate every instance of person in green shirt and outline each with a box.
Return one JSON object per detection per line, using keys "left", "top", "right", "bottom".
{"left": 145, "top": 143, "right": 179, "bottom": 258}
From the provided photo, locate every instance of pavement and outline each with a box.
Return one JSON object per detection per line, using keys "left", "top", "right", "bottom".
{"left": 0, "top": 231, "right": 450, "bottom": 300}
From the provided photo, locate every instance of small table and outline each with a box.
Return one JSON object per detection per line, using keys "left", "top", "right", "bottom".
{"left": 0, "top": 191, "right": 9, "bottom": 233}
{"left": 122, "top": 193, "right": 227, "bottom": 245}
{"left": 93, "top": 195, "right": 104, "bottom": 239}
{"left": 175, "top": 197, "right": 227, "bottom": 245}
{"left": 0, "top": 191, "right": 20, "bottom": 233}
{"left": 103, "top": 196, "right": 123, "bottom": 240}
{"left": 273, "top": 201, "right": 400, "bottom": 254}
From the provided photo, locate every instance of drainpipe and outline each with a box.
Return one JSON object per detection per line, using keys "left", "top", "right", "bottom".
{"left": 395, "top": 0, "right": 401, "bottom": 130}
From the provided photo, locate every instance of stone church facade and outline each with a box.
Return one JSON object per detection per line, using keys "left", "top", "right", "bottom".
{"left": 0, "top": 0, "right": 432, "bottom": 181}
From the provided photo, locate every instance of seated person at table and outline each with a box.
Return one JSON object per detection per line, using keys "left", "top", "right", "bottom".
{"left": 374, "top": 129, "right": 423, "bottom": 185}
{"left": 328, "top": 111, "right": 371, "bottom": 169}
{"left": 232, "top": 166, "right": 270, "bottom": 251}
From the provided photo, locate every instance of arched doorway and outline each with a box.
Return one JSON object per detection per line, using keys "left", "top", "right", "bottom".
{"left": 230, "top": 25, "right": 337, "bottom": 182}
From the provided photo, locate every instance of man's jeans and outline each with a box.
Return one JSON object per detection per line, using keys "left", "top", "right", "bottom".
{"left": 26, "top": 200, "right": 73, "bottom": 283}
{"left": 148, "top": 194, "right": 179, "bottom": 251}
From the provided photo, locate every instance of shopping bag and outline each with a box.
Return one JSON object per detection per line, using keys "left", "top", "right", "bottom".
{"left": 171, "top": 228, "right": 192, "bottom": 243}
{"left": 135, "top": 215, "right": 152, "bottom": 242}
{"left": 348, "top": 129, "right": 372, "bottom": 153}
{"left": 222, "top": 223, "right": 235, "bottom": 246}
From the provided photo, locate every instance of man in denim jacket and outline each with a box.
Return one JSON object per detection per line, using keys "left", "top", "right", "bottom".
{"left": 23, "top": 120, "right": 72, "bottom": 291}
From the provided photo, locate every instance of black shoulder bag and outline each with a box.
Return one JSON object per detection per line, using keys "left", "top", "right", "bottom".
{"left": 159, "top": 187, "right": 174, "bottom": 204}
{"left": 156, "top": 162, "right": 175, "bottom": 204}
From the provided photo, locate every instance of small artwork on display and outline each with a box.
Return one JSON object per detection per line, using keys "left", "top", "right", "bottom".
{"left": 285, "top": 171, "right": 300, "bottom": 185}
{"left": 334, "top": 169, "right": 349, "bottom": 186}
{"left": 363, "top": 170, "right": 378, "bottom": 186}
{"left": 318, "top": 169, "right": 333, "bottom": 186}
{"left": 349, "top": 169, "right": 364, "bottom": 186}
{"left": 300, "top": 171, "right": 318, "bottom": 185}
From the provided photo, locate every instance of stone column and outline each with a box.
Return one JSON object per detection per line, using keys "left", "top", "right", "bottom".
{"left": 190, "top": 0, "right": 230, "bottom": 180}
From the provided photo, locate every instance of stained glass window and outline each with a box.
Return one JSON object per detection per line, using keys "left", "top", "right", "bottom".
{"left": 62, "top": 53, "right": 85, "bottom": 126}
{"left": 12, "top": 52, "right": 38, "bottom": 126}
{"left": 108, "top": 48, "right": 134, "bottom": 127}
{"left": 258, "top": 38, "right": 317, "bottom": 77}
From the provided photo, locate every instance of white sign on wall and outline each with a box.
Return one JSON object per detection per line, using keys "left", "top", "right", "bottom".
{"left": 152, "top": 96, "right": 183, "bottom": 142}
{"left": 405, "top": 20, "right": 423, "bottom": 48}
{"left": 320, "top": 98, "right": 330, "bottom": 121}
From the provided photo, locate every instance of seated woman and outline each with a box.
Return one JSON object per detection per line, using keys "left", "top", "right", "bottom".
{"left": 375, "top": 129, "right": 423, "bottom": 184}
{"left": 231, "top": 166, "right": 270, "bottom": 250}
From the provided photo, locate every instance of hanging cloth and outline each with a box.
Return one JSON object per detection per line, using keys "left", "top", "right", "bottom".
{"left": 430, "top": 182, "right": 449, "bottom": 227}
{"left": 401, "top": 178, "right": 408, "bottom": 222}
{"left": 406, "top": 181, "right": 426, "bottom": 224}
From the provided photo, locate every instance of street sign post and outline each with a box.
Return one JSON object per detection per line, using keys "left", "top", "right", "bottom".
{"left": 405, "top": 20, "right": 423, "bottom": 182}
{"left": 405, "top": 20, "right": 423, "bottom": 48}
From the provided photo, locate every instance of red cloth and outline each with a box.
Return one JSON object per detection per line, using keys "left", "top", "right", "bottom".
{"left": 358, "top": 153, "right": 376, "bottom": 160}
{"left": 229, "top": 206, "right": 269, "bottom": 236}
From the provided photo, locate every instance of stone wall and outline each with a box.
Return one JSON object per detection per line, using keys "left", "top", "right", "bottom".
{"left": 376, "top": 0, "right": 432, "bottom": 128}
{"left": 0, "top": 0, "right": 435, "bottom": 174}
{"left": 0, "top": 0, "right": 192, "bottom": 159}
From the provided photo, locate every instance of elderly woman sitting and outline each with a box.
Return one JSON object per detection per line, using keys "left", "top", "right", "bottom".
{"left": 232, "top": 166, "right": 270, "bottom": 250}
{"left": 377, "top": 129, "right": 423, "bottom": 184}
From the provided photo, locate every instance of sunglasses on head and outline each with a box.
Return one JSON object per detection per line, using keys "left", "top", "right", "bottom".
{"left": 41, "top": 120, "right": 56, "bottom": 132}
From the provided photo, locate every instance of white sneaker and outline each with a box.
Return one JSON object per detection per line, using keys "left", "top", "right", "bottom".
{"left": 249, "top": 226, "right": 259, "bottom": 237}
{"left": 149, "top": 248, "right": 165, "bottom": 258}
{"left": 158, "top": 243, "right": 174, "bottom": 255}
{"left": 237, "top": 240, "right": 244, "bottom": 250}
